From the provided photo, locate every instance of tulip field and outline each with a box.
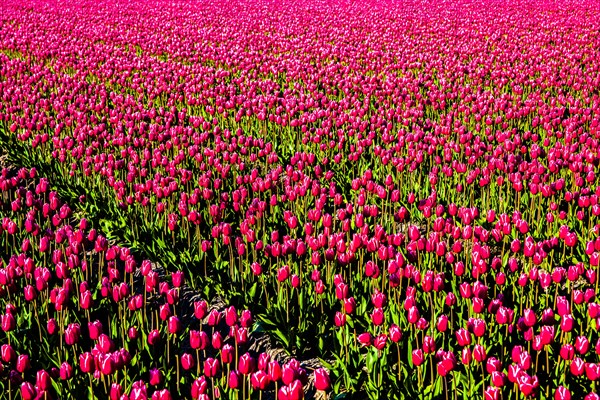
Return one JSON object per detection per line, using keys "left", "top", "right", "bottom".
{"left": 2, "top": 0, "right": 600, "bottom": 399}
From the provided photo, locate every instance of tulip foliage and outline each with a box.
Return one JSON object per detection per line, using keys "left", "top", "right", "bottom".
{"left": 1, "top": 0, "right": 600, "bottom": 399}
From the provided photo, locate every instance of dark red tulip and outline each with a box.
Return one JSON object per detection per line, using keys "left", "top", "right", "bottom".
{"left": 555, "top": 386, "right": 571, "bottom": 400}
{"left": 194, "top": 301, "right": 208, "bottom": 320}
{"left": 485, "top": 386, "right": 499, "bottom": 400}
{"left": 571, "top": 357, "right": 585, "bottom": 376}
{"left": 36, "top": 369, "right": 52, "bottom": 391}
{"left": 190, "top": 330, "right": 208, "bottom": 350}
{"left": 456, "top": 328, "right": 471, "bottom": 347}
{"left": 148, "top": 329, "right": 160, "bottom": 345}
{"left": 59, "top": 362, "right": 73, "bottom": 380}
{"left": 79, "top": 352, "right": 94, "bottom": 373}
{"left": 149, "top": 368, "right": 163, "bottom": 386}
{"left": 168, "top": 316, "right": 181, "bottom": 334}
{"left": 128, "top": 327, "right": 139, "bottom": 340}
{"left": 65, "top": 323, "right": 80, "bottom": 345}
{"left": 1, "top": 344, "right": 16, "bottom": 363}
{"left": 575, "top": 336, "right": 590, "bottom": 354}
{"left": 191, "top": 377, "right": 208, "bottom": 398}
{"left": 17, "top": 354, "right": 31, "bottom": 373}
{"left": 1, "top": 313, "right": 16, "bottom": 332}
{"left": 228, "top": 370, "right": 241, "bottom": 389}
{"left": 110, "top": 383, "right": 123, "bottom": 400}
{"left": 314, "top": 368, "right": 331, "bottom": 391}
{"left": 412, "top": 349, "right": 424, "bottom": 366}
{"left": 20, "top": 382, "right": 36, "bottom": 400}
{"left": 281, "top": 361, "right": 298, "bottom": 385}
{"left": 357, "top": 332, "right": 373, "bottom": 346}
{"left": 181, "top": 353, "right": 195, "bottom": 370}
{"left": 269, "top": 360, "right": 282, "bottom": 381}
{"left": 251, "top": 370, "right": 271, "bottom": 390}
{"left": 152, "top": 389, "right": 172, "bottom": 400}
{"left": 221, "top": 344, "right": 234, "bottom": 364}
{"left": 374, "top": 334, "right": 388, "bottom": 350}
{"left": 288, "top": 379, "right": 304, "bottom": 400}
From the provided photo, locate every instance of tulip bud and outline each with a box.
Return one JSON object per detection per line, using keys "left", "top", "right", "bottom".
{"left": 191, "top": 376, "right": 208, "bottom": 398}
{"left": 268, "top": 360, "right": 282, "bottom": 381}
{"left": 65, "top": 323, "right": 81, "bottom": 345}
{"left": 152, "top": 389, "right": 172, "bottom": 400}
{"left": 149, "top": 368, "right": 163, "bottom": 386}
{"left": 59, "top": 362, "right": 73, "bottom": 380}
{"left": 236, "top": 327, "right": 249, "bottom": 345}
{"left": 371, "top": 308, "right": 385, "bottom": 326}
{"left": 485, "top": 386, "right": 499, "bottom": 400}
{"left": 128, "top": 326, "right": 139, "bottom": 340}
{"left": 288, "top": 379, "right": 304, "bottom": 400}
{"left": 473, "top": 344, "right": 487, "bottom": 363}
{"left": 194, "top": 301, "right": 208, "bottom": 320}
{"left": 282, "top": 362, "right": 298, "bottom": 385}
{"left": 228, "top": 370, "right": 241, "bottom": 389}
{"left": 407, "top": 306, "right": 420, "bottom": 324}
{"left": 172, "top": 271, "right": 184, "bottom": 287}
{"left": 458, "top": 348, "right": 471, "bottom": 366}
{"left": 575, "top": 336, "right": 590, "bottom": 354}
{"left": 560, "top": 314, "right": 574, "bottom": 332}
{"left": 436, "top": 315, "right": 449, "bottom": 332}
{"left": 110, "top": 383, "right": 123, "bottom": 400}
{"left": 555, "top": 386, "right": 571, "bottom": 400}
{"left": 374, "top": 334, "right": 388, "bottom": 350}
{"left": 2, "top": 344, "right": 16, "bottom": 363}
{"left": 20, "top": 382, "right": 36, "bottom": 400}
{"left": 251, "top": 370, "right": 271, "bottom": 390}
{"left": 239, "top": 353, "right": 255, "bottom": 375}
{"left": 181, "top": 353, "right": 195, "bottom": 371}
{"left": 207, "top": 309, "right": 221, "bottom": 326}
{"left": 570, "top": 357, "right": 585, "bottom": 376}
{"left": 204, "top": 357, "right": 220, "bottom": 378}
{"left": 84, "top": 321, "right": 101, "bottom": 342}
{"left": 1, "top": 313, "right": 16, "bottom": 332}
{"left": 314, "top": 368, "right": 331, "bottom": 391}
{"left": 412, "top": 349, "right": 424, "bottom": 366}
{"left": 36, "top": 369, "right": 52, "bottom": 391}
{"left": 343, "top": 297, "right": 356, "bottom": 314}
{"left": 456, "top": 328, "right": 471, "bottom": 347}
{"left": 148, "top": 329, "right": 160, "bottom": 345}
{"left": 334, "top": 311, "right": 346, "bottom": 327}
{"left": 357, "top": 332, "right": 372, "bottom": 347}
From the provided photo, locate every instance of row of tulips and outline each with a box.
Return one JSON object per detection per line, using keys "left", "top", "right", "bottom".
{"left": 0, "top": 167, "right": 330, "bottom": 398}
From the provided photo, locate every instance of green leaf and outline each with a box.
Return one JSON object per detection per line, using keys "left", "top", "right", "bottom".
{"left": 366, "top": 349, "right": 378, "bottom": 372}
{"left": 346, "top": 314, "right": 355, "bottom": 329}
{"left": 248, "top": 282, "right": 258, "bottom": 299}
{"left": 319, "top": 357, "right": 334, "bottom": 370}
{"left": 272, "top": 329, "right": 290, "bottom": 348}
{"left": 298, "top": 290, "right": 305, "bottom": 309}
